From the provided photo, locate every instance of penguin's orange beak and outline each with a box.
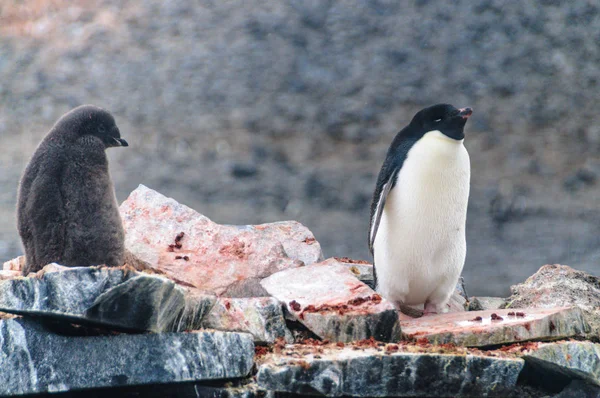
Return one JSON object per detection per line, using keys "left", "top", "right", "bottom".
{"left": 458, "top": 107, "right": 473, "bottom": 119}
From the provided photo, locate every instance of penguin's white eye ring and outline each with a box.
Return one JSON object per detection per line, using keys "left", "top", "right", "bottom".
{"left": 434, "top": 118, "right": 442, "bottom": 123}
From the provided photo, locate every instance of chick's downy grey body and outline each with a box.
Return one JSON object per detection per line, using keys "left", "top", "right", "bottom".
{"left": 369, "top": 104, "right": 472, "bottom": 316}
{"left": 17, "top": 105, "right": 129, "bottom": 275}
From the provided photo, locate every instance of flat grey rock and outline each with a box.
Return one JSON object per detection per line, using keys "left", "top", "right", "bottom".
{"left": 257, "top": 344, "right": 524, "bottom": 397}
{"left": 201, "top": 297, "right": 293, "bottom": 343}
{"left": 261, "top": 258, "right": 400, "bottom": 342}
{"left": 524, "top": 341, "right": 600, "bottom": 386}
{"left": 0, "top": 265, "right": 188, "bottom": 332}
{"left": 0, "top": 317, "right": 254, "bottom": 396}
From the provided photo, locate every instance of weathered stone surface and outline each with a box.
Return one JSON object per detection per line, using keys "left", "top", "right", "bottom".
{"left": 2, "top": 255, "right": 24, "bottom": 271}
{"left": 171, "top": 289, "right": 217, "bottom": 333}
{"left": 469, "top": 296, "right": 507, "bottom": 311}
{"left": 505, "top": 264, "right": 600, "bottom": 338}
{"left": 402, "top": 307, "right": 589, "bottom": 347}
{"left": 201, "top": 297, "right": 292, "bottom": 343}
{"left": 553, "top": 380, "right": 600, "bottom": 398}
{"left": 261, "top": 258, "right": 400, "bottom": 342}
{"left": 257, "top": 343, "right": 524, "bottom": 397}
{"left": 120, "top": 185, "right": 323, "bottom": 296}
{"left": 0, "top": 317, "right": 254, "bottom": 396}
{"left": 447, "top": 289, "right": 468, "bottom": 313}
{"left": 40, "top": 381, "right": 274, "bottom": 398}
{"left": 0, "top": 265, "right": 188, "bottom": 332}
{"left": 0, "top": 270, "right": 20, "bottom": 280}
{"left": 335, "top": 257, "right": 375, "bottom": 289}
{"left": 523, "top": 341, "right": 600, "bottom": 386}
{"left": 193, "top": 380, "right": 274, "bottom": 398}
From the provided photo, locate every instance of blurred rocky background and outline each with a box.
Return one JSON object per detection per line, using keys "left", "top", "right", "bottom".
{"left": 1, "top": 0, "right": 599, "bottom": 296}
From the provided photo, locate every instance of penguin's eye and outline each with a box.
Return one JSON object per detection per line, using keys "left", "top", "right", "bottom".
{"left": 98, "top": 125, "right": 106, "bottom": 133}
{"left": 434, "top": 118, "right": 442, "bottom": 123}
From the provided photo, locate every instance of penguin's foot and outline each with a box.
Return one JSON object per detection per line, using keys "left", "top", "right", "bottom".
{"left": 423, "top": 301, "right": 441, "bottom": 316}
{"left": 397, "top": 303, "right": 424, "bottom": 318}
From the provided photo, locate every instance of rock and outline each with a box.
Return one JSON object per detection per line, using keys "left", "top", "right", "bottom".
{"left": 468, "top": 296, "right": 507, "bottom": 311}
{"left": 0, "top": 265, "right": 190, "bottom": 333}
{"left": 171, "top": 289, "right": 217, "bottom": 333}
{"left": 523, "top": 341, "right": 600, "bottom": 386}
{"left": 256, "top": 342, "right": 524, "bottom": 397}
{"left": 261, "top": 258, "right": 400, "bottom": 342}
{"left": 335, "top": 257, "right": 375, "bottom": 289}
{"left": 447, "top": 288, "right": 468, "bottom": 313}
{"left": 401, "top": 307, "right": 589, "bottom": 347}
{"left": 49, "top": 381, "right": 274, "bottom": 398}
{"left": 200, "top": 297, "right": 293, "bottom": 343}
{"left": 2, "top": 255, "right": 24, "bottom": 271}
{"left": 120, "top": 185, "right": 323, "bottom": 296}
{"left": 193, "top": 380, "right": 273, "bottom": 398}
{"left": 0, "top": 317, "right": 254, "bottom": 396}
{"left": 0, "top": 270, "right": 20, "bottom": 280}
{"left": 504, "top": 264, "right": 600, "bottom": 337}
{"left": 553, "top": 380, "right": 600, "bottom": 398}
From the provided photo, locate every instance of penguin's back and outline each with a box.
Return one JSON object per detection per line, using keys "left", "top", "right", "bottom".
{"left": 373, "top": 130, "right": 470, "bottom": 305}
{"left": 17, "top": 141, "right": 69, "bottom": 273}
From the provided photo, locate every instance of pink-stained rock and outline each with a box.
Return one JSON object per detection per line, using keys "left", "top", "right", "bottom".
{"left": 200, "top": 297, "right": 293, "bottom": 343}
{"left": 401, "top": 307, "right": 589, "bottom": 347}
{"left": 119, "top": 185, "right": 323, "bottom": 296}
{"left": 260, "top": 258, "right": 401, "bottom": 343}
{"left": 32, "top": 263, "right": 70, "bottom": 275}
{"left": 505, "top": 264, "right": 600, "bottom": 338}
{"left": 2, "top": 256, "right": 24, "bottom": 272}
{"left": 0, "top": 270, "right": 20, "bottom": 281}
{"left": 334, "top": 257, "right": 375, "bottom": 288}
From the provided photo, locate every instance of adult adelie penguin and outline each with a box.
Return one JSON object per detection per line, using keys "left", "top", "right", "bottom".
{"left": 17, "top": 105, "right": 128, "bottom": 275}
{"left": 369, "top": 104, "right": 472, "bottom": 315}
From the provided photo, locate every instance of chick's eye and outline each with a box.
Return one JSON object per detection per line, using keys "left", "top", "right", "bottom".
{"left": 434, "top": 118, "right": 442, "bottom": 123}
{"left": 98, "top": 125, "right": 106, "bottom": 133}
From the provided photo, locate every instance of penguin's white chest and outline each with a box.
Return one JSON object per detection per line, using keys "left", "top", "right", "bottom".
{"left": 374, "top": 131, "right": 470, "bottom": 307}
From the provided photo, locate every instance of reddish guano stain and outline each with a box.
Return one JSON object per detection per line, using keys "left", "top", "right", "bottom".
{"left": 491, "top": 313, "right": 504, "bottom": 321}
{"left": 289, "top": 300, "right": 301, "bottom": 312}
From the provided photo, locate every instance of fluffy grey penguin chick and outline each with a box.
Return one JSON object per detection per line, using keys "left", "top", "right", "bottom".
{"left": 17, "top": 105, "right": 129, "bottom": 275}
{"left": 369, "top": 104, "right": 472, "bottom": 316}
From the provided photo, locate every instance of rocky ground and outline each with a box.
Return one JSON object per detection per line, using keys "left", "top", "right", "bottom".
{"left": 1, "top": 186, "right": 600, "bottom": 397}
{"left": 1, "top": 1, "right": 600, "bottom": 299}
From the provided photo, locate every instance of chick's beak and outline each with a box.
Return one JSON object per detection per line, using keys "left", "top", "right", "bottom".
{"left": 113, "top": 137, "right": 129, "bottom": 147}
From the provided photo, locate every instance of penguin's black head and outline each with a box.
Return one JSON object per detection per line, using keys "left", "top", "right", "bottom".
{"left": 410, "top": 103, "right": 472, "bottom": 140}
{"left": 60, "top": 105, "right": 129, "bottom": 148}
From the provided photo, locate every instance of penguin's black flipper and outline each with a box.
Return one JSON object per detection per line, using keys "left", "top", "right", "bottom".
{"left": 369, "top": 167, "right": 398, "bottom": 255}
